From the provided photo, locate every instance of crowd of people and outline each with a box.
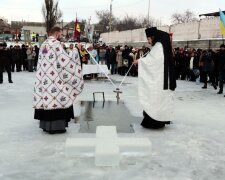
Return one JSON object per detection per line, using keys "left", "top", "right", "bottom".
{"left": 1, "top": 39, "right": 225, "bottom": 95}
{"left": 0, "top": 42, "right": 39, "bottom": 83}
{"left": 65, "top": 43, "right": 225, "bottom": 97}
{"left": 1, "top": 40, "right": 225, "bottom": 97}
{"left": 174, "top": 45, "right": 225, "bottom": 95}
{"left": 61, "top": 43, "right": 151, "bottom": 77}
{"left": 75, "top": 42, "right": 225, "bottom": 97}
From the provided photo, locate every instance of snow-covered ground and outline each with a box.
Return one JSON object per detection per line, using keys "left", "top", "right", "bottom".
{"left": 0, "top": 72, "right": 225, "bottom": 180}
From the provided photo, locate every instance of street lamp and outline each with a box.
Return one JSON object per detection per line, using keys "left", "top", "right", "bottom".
{"left": 109, "top": 0, "right": 113, "bottom": 32}
{"left": 106, "top": 26, "right": 109, "bottom": 43}
{"left": 61, "top": 19, "right": 63, "bottom": 31}
{"left": 147, "top": 0, "right": 151, "bottom": 26}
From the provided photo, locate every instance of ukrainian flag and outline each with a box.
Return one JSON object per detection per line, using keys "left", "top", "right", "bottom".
{"left": 219, "top": 10, "right": 225, "bottom": 36}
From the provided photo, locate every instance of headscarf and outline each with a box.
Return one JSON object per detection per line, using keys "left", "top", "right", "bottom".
{"left": 145, "top": 27, "right": 176, "bottom": 91}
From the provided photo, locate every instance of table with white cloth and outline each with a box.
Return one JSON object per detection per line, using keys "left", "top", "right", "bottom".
{"left": 82, "top": 64, "right": 109, "bottom": 76}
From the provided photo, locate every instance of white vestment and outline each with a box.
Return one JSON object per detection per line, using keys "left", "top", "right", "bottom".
{"left": 190, "top": 57, "right": 194, "bottom": 70}
{"left": 138, "top": 42, "right": 174, "bottom": 121}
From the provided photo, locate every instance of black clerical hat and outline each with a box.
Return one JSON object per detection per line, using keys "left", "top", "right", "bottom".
{"left": 145, "top": 27, "right": 158, "bottom": 37}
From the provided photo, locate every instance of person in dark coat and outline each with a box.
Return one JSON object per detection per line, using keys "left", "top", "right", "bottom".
{"left": 11, "top": 45, "right": 22, "bottom": 72}
{"left": 180, "top": 51, "right": 190, "bottom": 80}
{"left": 0, "top": 42, "right": 13, "bottom": 84}
{"left": 199, "top": 50, "right": 217, "bottom": 89}
{"left": 34, "top": 45, "right": 39, "bottom": 71}
{"left": 174, "top": 48, "right": 182, "bottom": 80}
{"left": 216, "top": 44, "right": 225, "bottom": 94}
{"left": 105, "top": 46, "right": 117, "bottom": 74}
{"left": 21, "top": 44, "right": 28, "bottom": 71}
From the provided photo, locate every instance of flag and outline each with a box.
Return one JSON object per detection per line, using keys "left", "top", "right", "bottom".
{"left": 219, "top": 9, "right": 225, "bottom": 36}
{"left": 74, "top": 17, "right": 81, "bottom": 42}
{"left": 23, "top": 30, "right": 31, "bottom": 43}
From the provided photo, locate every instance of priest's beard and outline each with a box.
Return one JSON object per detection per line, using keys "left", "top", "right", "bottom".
{"left": 56, "top": 34, "right": 63, "bottom": 41}
{"left": 57, "top": 37, "right": 63, "bottom": 41}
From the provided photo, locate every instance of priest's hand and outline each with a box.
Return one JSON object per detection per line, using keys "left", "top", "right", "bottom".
{"left": 133, "top": 59, "right": 139, "bottom": 64}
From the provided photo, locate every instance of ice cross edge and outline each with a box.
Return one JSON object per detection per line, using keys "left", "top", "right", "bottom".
{"left": 65, "top": 126, "right": 152, "bottom": 166}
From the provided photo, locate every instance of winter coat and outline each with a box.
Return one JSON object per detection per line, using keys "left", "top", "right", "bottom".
{"left": 0, "top": 48, "right": 12, "bottom": 66}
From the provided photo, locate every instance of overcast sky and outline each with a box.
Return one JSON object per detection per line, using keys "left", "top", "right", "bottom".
{"left": 0, "top": 0, "right": 225, "bottom": 25}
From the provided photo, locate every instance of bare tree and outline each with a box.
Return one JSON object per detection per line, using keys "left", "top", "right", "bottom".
{"left": 171, "top": 13, "right": 184, "bottom": 24}
{"left": 95, "top": 10, "right": 160, "bottom": 33}
{"left": 116, "top": 14, "right": 141, "bottom": 31}
{"left": 117, "top": 15, "right": 158, "bottom": 30}
{"left": 0, "top": 16, "right": 8, "bottom": 23}
{"left": 171, "top": 9, "right": 197, "bottom": 24}
{"left": 42, "top": 0, "right": 62, "bottom": 33}
{"left": 0, "top": 18, "right": 10, "bottom": 34}
{"left": 96, "top": 10, "right": 117, "bottom": 32}
{"left": 137, "top": 16, "right": 155, "bottom": 28}
{"left": 184, "top": 9, "right": 198, "bottom": 22}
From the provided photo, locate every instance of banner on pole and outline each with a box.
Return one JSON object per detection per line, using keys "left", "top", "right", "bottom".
{"left": 23, "top": 30, "right": 31, "bottom": 43}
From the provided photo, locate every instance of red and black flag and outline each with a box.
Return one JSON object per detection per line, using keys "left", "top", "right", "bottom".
{"left": 74, "top": 17, "right": 81, "bottom": 42}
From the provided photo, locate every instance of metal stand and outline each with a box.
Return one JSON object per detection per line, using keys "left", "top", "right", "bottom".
{"left": 113, "top": 88, "right": 122, "bottom": 104}
{"left": 93, "top": 92, "right": 105, "bottom": 102}
{"left": 93, "top": 92, "right": 105, "bottom": 108}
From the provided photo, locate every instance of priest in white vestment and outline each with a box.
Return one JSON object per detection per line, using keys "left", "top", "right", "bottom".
{"left": 133, "top": 27, "right": 176, "bottom": 129}
{"left": 33, "top": 27, "right": 84, "bottom": 134}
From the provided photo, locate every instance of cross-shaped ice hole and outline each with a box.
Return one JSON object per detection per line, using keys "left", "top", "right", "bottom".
{"left": 65, "top": 126, "right": 152, "bottom": 166}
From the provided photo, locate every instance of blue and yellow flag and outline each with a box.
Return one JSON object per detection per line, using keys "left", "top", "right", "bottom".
{"left": 219, "top": 10, "right": 225, "bottom": 36}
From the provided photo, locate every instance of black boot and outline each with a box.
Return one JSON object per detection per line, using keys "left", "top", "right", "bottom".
{"left": 9, "top": 80, "right": 13, "bottom": 83}
{"left": 141, "top": 118, "right": 165, "bottom": 129}
{"left": 48, "top": 129, "right": 66, "bottom": 134}
{"left": 141, "top": 111, "right": 166, "bottom": 129}
{"left": 202, "top": 85, "right": 207, "bottom": 89}
{"left": 162, "top": 121, "right": 172, "bottom": 125}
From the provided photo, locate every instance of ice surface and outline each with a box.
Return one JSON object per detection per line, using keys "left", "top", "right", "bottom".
{"left": 118, "top": 138, "right": 152, "bottom": 155}
{"left": 95, "top": 138, "right": 120, "bottom": 167}
{"left": 65, "top": 138, "right": 96, "bottom": 157}
{"left": 0, "top": 72, "right": 225, "bottom": 179}
{"left": 66, "top": 126, "right": 152, "bottom": 166}
{"left": 96, "top": 126, "right": 117, "bottom": 138}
